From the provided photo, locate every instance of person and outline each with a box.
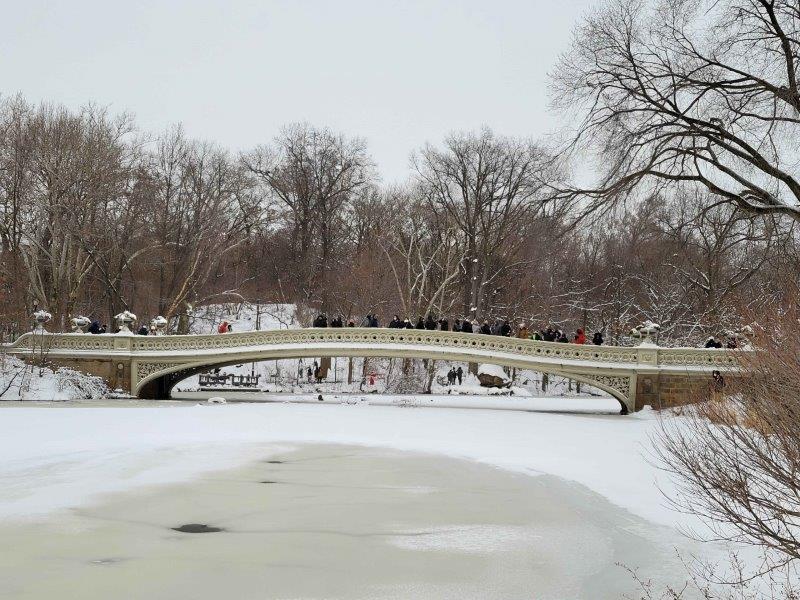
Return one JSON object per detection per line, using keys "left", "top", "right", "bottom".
{"left": 447, "top": 367, "right": 455, "bottom": 385}
{"left": 137, "top": 324, "right": 149, "bottom": 336}
{"left": 362, "top": 314, "right": 373, "bottom": 327}
{"left": 306, "top": 366, "right": 312, "bottom": 383}
{"left": 532, "top": 330, "right": 542, "bottom": 341}
{"left": 557, "top": 330, "right": 569, "bottom": 343}
{"left": 480, "top": 321, "right": 491, "bottom": 335}
{"left": 99, "top": 324, "right": 107, "bottom": 334}
{"left": 452, "top": 319, "right": 461, "bottom": 332}
{"left": 462, "top": 319, "right": 473, "bottom": 333}
{"left": 704, "top": 336, "right": 722, "bottom": 349}
{"left": 726, "top": 337, "right": 738, "bottom": 349}
{"left": 347, "top": 319, "right": 355, "bottom": 327}
{"left": 218, "top": 320, "right": 229, "bottom": 334}
{"left": 711, "top": 370, "right": 725, "bottom": 401}
{"left": 490, "top": 321, "right": 500, "bottom": 335}
{"left": 439, "top": 318, "right": 449, "bottom": 331}
{"left": 389, "top": 315, "right": 402, "bottom": 328}
{"left": 88, "top": 320, "right": 101, "bottom": 335}
{"left": 369, "top": 315, "right": 379, "bottom": 327}
{"left": 416, "top": 317, "right": 425, "bottom": 329}
{"left": 228, "top": 323, "right": 233, "bottom": 332}
{"left": 517, "top": 323, "right": 529, "bottom": 339}
{"left": 542, "top": 327, "right": 556, "bottom": 342}
{"left": 425, "top": 315, "right": 437, "bottom": 330}
{"left": 403, "top": 318, "right": 413, "bottom": 329}
{"left": 456, "top": 366, "right": 463, "bottom": 385}
{"left": 500, "top": 320, "right": 511, "bottom": 336}
{"left": 574, "top": 328, "right": 586, "bottom": 344}
{"left": 592, "top": 331, "right": 604, "bottom": 346}
{"left": 331, "top": 316, "right": 343, "bottom": 327}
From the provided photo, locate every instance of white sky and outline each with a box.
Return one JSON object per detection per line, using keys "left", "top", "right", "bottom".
{"left": 0, "top": 0, "right": 597, "bottom": 183}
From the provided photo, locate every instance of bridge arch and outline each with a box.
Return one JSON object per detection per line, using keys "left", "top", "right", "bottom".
{"left": 133, "top": 343, "right": 636, "bottom": 413}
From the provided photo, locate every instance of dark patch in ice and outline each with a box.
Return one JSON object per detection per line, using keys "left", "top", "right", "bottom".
{"left": 260, "top": 480, "right": 279, "bottom": 484}
{"left": 265, "top": 460, "right": 284, "bottom": 464}
{"left": 171, "top": 523, "right": 224, "bottom": 533}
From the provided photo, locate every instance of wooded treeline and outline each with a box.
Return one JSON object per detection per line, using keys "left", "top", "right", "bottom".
{"left": 0, "top": 93, "right": 794, "bottom": 344}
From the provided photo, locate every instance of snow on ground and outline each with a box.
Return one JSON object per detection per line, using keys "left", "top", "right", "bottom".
{"left": 0, "top": 356, "right": 110, "bottom": 401}
{"left": 0, "top": 399, "right": 684, "bottom": 533}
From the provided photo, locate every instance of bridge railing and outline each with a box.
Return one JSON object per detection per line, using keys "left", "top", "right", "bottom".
{"left": 4, "top": 327, "right": 743, "bottom": 370}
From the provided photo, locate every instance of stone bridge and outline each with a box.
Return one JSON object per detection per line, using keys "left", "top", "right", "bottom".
{"left": 4, "top": 328, "right": 742, "bottom": 413}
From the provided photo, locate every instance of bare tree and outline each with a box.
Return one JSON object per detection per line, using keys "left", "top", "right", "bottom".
{"left": 655, "top": 304, "right": 800, "bottom": 590}
{"left": 414, "top": 128, "right": 556, "bottom": 320}
{"left": 379, "top": 186, "right": 464, "bottom": 320}
{"left": 553, "top": 0, "right": 800, "bottom": 222}
{"left": 242, "top": 123, "right": 375, "bottom": 310}
{"left": 147, "top": 126, "right": 261, "bottom": 327}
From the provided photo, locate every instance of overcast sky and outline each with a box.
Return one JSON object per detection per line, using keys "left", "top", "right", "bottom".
{"left": 0, "top": 0, "right": 596, "bottom": 183}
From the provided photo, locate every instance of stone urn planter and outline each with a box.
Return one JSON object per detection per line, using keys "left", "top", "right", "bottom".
{"left": 631, "top": 321, "right": 661, "bottom": 347}
{"left": 115, "top": 310, "right": 137, "bottom": 335}
{"left": 151, "top": 315, "right": 168, "bottom": 335}
{"left": 70, "top": 316, "right": 91, "bottom": 333}
{"left": 33, "top": 310, "right": 52, "bottom": 333}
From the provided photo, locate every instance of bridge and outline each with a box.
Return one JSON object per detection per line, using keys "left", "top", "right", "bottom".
{"left": 4, "top": 328, "right": 741, "bottom": 413}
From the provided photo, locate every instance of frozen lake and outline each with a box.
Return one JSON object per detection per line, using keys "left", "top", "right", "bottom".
{"left": 0, "top": 444, "right": 703, "bottom": 599}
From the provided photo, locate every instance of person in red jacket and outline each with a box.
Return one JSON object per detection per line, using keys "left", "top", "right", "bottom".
{"left": 218, "top": 320, "right": 229, "bottom": 334}
{"left": 574, "top": 328, "right": 586, "bottom": 344}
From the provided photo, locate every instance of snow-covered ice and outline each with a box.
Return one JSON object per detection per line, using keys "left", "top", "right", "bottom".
{"left": 0, "top": 400, "right": 680, "bottom": 529}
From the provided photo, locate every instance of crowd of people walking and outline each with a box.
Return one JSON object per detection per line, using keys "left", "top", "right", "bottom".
{"left": 307, "top": 312, "right": 606, "bottom": 345}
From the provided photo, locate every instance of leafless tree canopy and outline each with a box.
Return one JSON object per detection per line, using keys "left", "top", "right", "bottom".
{"left": 553, "top": 0, "right": 800, "bottom": 221}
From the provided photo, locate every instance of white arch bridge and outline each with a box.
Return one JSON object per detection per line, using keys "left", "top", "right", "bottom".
{"left": 5, "top": 328, "right": 742, "bottom": 413}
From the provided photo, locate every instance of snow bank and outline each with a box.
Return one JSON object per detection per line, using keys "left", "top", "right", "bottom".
{"left": 0, "top": 356, "right": 111, "bottom": 401}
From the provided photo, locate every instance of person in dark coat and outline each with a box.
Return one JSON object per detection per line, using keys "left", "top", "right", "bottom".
{"left": 88, "top": 320, "right": 101, "bottom": 335}
{"left": 557, "top": 331, "right": 569, "bottom": 343}
{"left": 425, "top": 315, "right": 437, "bottom": 330}
{"left": 439, "top": 318, "right": 449, "bottom": 331}
{"left": 369, "top": 315, "right": 379, "bottom": 327}
{"left": 452, "top": 319, "right": 461, "bottom": 332}
{"left": 480, "top": 321, "right": 491, "bottom": 335}
{"left": 462, "top": 319, "right": 473, "bottom": 333}
{"left": 403, "top": 318, "right": 412, "bottom": 328}
{"left": 592, "top": 331, "right": 604, "bottom": 346}
{"left": 456, "top": 366, "right": 463, "bottom": 385}
{"left": 500, "top": 320, "right": 512, "bottom": 336}
{"left": 447, "top": 367, "right": 455, "bottom": 385}
{"left": 137, "top": 324, "right": 149, "bottom": 335}
{"left": 705, "top": 336, "right": 722, "bottom": 348}
{"left": 416, "top": 317, "right": 425, "bottom": 329}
